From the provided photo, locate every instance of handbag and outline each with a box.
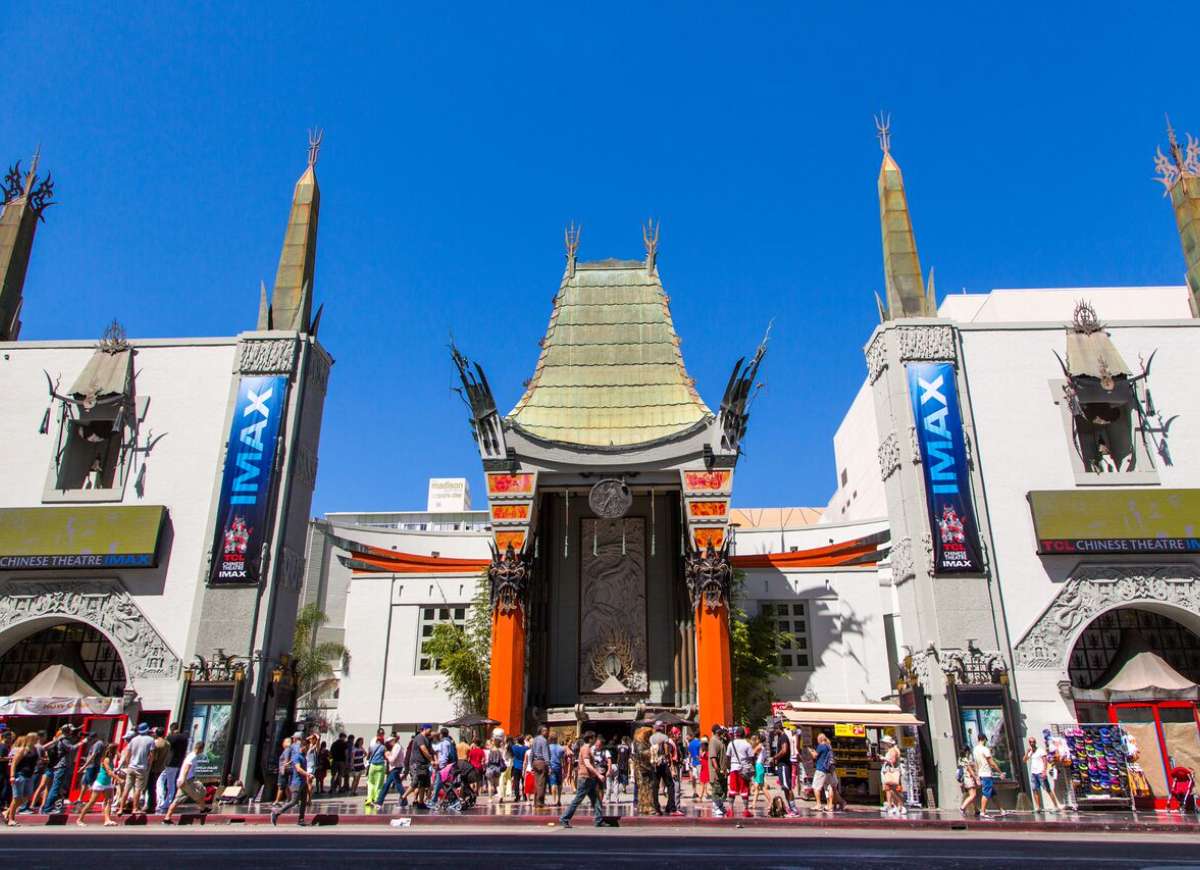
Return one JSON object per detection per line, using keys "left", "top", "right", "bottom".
{"left": 882, "top": 765, "right": 902, "bottom": 787}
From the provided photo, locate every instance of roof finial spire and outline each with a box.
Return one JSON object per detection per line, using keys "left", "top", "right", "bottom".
{"left": 874, "top": 112, "right": 892, "bottom": 155}
{"left": 564, "top": 221, "right": 580, "bottom": 277}
{"left": 643, "top": 218, "right": 660, "bottom": 274}
{"left": 307, "top": 127, "right": 323, "bottom": 168}
{"left": 1166, "top": 113, "right": 1183, "bottom": 166}
{"left": 22, "top": 145, "right": 40, "bottom": 197}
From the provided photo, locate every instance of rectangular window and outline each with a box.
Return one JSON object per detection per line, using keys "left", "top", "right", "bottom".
{"left": 416, "top": 604, "right": 469, "bottom": 673}
{"left": 760, "top": 601, "right": 812, "bottom": 670}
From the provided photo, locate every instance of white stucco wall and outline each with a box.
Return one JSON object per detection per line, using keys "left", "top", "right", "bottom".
{"left": 0, "top": 338, "right": 238, "bottom": 711}
{"left": 823, "top": 381, "right": 887, "bottom": 522}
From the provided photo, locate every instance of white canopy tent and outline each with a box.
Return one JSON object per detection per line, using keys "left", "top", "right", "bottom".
{"left": 0, "top": 663, "right": 123, "bottom": 716}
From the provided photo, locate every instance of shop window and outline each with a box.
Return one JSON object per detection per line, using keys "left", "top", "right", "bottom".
{"left": 760, "top": 601, "right": 812, "bottom": 670}
{"left": 956, "top": 690, "right": 1014, "bottom": 780}
{"left": 416, "top": 605, "right": 469, "bottom": 673}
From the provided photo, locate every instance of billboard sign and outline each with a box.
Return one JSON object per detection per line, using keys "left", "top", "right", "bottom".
{"left": 209, "top": 374, "right": 288, "bottom": 585}
{"left": 908, "top": 362, "right": 984, "bottom": 573}
{"left": 1029, "top": 489, "right": 1200, "bottom": 554}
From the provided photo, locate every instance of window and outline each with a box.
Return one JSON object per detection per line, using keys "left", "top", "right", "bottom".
{"left": 760, "top": 601, "right": 812, "bottom": 670}
{"left": 840, "top": 468, "right": 848, "bottom": 486}
{"left": 0, "top": 622, "right": 127, "bottom": 697}
{"left": 416, "top": 605, "right": 468, "bottom": 673}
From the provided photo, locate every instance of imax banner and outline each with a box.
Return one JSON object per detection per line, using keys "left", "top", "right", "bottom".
{"left": 210, "top": 374, "right": 288, "bottom": 585}
{"left": 908, "top": 362, "right": 983, "bottom": 574}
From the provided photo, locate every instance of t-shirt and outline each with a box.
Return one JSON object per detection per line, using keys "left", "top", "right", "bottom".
{"left": 548, "top": 743, "right": 565, "bottom": 770}
{"left": 52, "top": 736, "right": 81, "bottom": 771}
{"left": 368, "top": 739, "right": 388, "bottom": 766}
{"left": 615, "top": 744, "right": 630, "bottom": 773}
{"left": 126, "top": 734, "right": 155, "bottom": 770}
{"left": 410, "top": 734, "right": 432, "bottom": 772}
{"left": 468, "top": 746, "right": 486, "bottom": 770}
{"left": 708, "top": 736, "right": 727, "bottom": 775}
{"left": 289, "top": 744, "right": 308, "bottom": 788}
{"left": 688, "top": 737, "right": 701, "bottom": 766}
{"left": 728, "top": 738, "right": 755, "bottom": 774}
{"left": 530, "top": 735, "right": 550, "bottom": 764}
{"left": 166, "top": 734, "right": 188, "bottom": 768}
{"left": 1029, "top": 746, "right": 1046, "bottom": 776}
{"left": 181, "top": 751, "right": 199, "bottom": 782}
{"left": 0, "top": 743, "right": 9, "bottom": 782}
{"left": 330, "top": 739, "right": 347, "bottom": 763}
{"left": 436, "top": 738, "right": 456, "bottom": 767}
{"left": 511, "top": 743, "right": 528, "bottom": 771}
{"left": 649, "top": 731, "right": 670, "bottom": 766}
{"left": 972, "top": 743, "right": 995, "bottom": 779}
{"left": 578, "top": 744, "right": 599, "bottom": 780}
{"left": 813, "top": 742, "right": 833, "bottom": 773}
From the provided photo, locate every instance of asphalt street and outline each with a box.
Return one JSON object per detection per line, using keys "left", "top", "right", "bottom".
{"left": 1, "top": 827, "right": 1197, "bottom": 869}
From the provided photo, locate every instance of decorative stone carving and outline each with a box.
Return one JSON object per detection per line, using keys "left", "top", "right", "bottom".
{"left": 866, "top": 333, "right": 888, "bottom": 383}
{"left": 877, "top": 431, "right": 901, "bottom": 481}
{"left": 940, "top": 642, "right": 1007, "bottom": 685}
{"left": 238, "top": 338, "right": 297, "bottom": 374}
{"left": 307, "top": 344, "right": 332, "bottom": 394}
{"left": 489, "top": 543, "right": 531, "bottom": 615}
{"left": 588, "top": 479, "right": 632, "bottom": 519}
{"left": 1014, "top": 565, "right": 1200, "bottom": 670}
{"left": 897, "top": 326, "right": 956, "bottom": 363}
{"left": 293, "top": 445, "right": 319, "bottom": 488}
{"left": 901, "top": 647, "right": 940, "bottom": 687}
{"left": 908, "top": 425, "right": 921, "bottom": 464}
{"left": 279, "top": 546, "right": 306, "bottom": 591}
{"left": 0, "top": 581, "right": 181, "bottom": 680}
{"left": 890, "top": 536, "right": 915, "bottom": 584}
{"left": 684, "top": 541, "right": 733, "bottom": 611}
{"left": 919, "top": 531, "right": 934, "bottom": 570}
{"left": 580, "top": 519, "right": 648, "bottom": 694}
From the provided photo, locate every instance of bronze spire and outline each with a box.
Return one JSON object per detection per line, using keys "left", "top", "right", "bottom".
{"left": 875, "top": 115, "right": 935, "bottom": 321}
{"left": 0, "top": 148, "right": 54, "bottom": 341}
{"left": 1154, "top": 115, "right": 1200, "bottom": 317}
{"left": 262, "top": 130, "right": 322, "bottom": 332}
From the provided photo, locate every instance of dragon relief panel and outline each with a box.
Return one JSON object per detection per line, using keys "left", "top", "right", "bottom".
{"left": 579, "top": 518, "right": 648, "bottom": 694}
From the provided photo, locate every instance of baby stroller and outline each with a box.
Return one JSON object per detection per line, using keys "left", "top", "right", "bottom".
{"left": 1166, "top": 766, "right": 1195, "bottom": 813}
{"left": 438, "top": 760, "right": 482, "bottom": 813}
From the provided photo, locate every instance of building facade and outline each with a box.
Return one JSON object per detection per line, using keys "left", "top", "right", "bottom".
{"left": 0, "top": 140, "right": 333, "bottom": 790}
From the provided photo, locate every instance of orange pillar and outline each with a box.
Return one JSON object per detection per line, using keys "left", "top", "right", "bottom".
{"left": 487, "top": 609, "right": 526, "bottom": 737}
{"left": 695, "top": 602, "right": 733, "bottom": 734}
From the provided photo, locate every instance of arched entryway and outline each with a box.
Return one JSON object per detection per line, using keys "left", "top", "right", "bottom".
{"left": 1067, "top": 606, "right": 1200, "bottom": 807}
{"left": 0, "top": 621, "right": 128, "bottom": 698}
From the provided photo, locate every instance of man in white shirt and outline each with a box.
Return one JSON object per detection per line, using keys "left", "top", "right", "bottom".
{"left": 161, "top": 740, "right": 210, "bottom": 823}
{"left": 725, "top": 727, "right": 755, "bottom": 818}
{"left": 972, "top": 734, "right": 997, "bottom": 817}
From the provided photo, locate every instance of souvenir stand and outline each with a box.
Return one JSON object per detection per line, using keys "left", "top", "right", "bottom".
{"left": 1050, "top": 722, "right": 1136, "bottom": 811}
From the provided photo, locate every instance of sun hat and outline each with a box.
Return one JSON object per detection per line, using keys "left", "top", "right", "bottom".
{"left": 137, "top": 722, "right": 150, "bottom": 735}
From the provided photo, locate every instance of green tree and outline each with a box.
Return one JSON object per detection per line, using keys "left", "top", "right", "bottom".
{"left": 292, "top": 603, "right": 349, "bottom": 720}
{"left": 422, "top": 571, "right": 492, "bottom": 716}
{"left": 729, "top": 569, "right": 791, "bottom": 726}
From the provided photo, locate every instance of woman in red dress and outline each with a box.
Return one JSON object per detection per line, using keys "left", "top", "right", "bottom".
{"left": 698, "top": 736, "right": 711, "bottom": 801}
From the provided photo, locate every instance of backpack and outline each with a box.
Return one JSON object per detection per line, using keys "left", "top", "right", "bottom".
{"left": 649, "top": 740, "right": 666, "bottom": 767}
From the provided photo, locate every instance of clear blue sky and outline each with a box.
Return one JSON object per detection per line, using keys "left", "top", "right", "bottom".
{"left": 3, "top": 4, "right": 1194, "bottom": 516}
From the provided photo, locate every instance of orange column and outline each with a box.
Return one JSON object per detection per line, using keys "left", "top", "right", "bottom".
{"left": 695, "top": 602, "right": 733, "bottom": 734}
{"left": 487, "top": 609, "right": 526, "bottom": 737}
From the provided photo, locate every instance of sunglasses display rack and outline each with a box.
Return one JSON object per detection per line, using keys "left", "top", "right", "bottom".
{"left": 1052, "top": 723, "right": 1135, "bottom": 810}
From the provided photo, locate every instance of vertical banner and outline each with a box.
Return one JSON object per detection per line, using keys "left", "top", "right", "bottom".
{"left": 907, "top": 362, "right": 983, "bottom": 573}
{"left": 210, "top": 374, "right": 288, "bottom": 584}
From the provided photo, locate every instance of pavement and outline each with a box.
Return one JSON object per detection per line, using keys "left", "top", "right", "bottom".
{"left": 2, "top": 826, "right": 1200, "bottom": 869}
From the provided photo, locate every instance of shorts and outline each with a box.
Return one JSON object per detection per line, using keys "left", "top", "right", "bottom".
{"left": 177, "top": 779, "right": 207, "bottom": 805}
{"left": 11, "top": 774, "right": 36, "bottom": 800}
{"left": 91, "top": 782, "right": 115, "bottom": 794}
{"left": 754, "top": 762, "right": 765, "bottom": 786}
{"left": 124, "top": 767, "right": 148, "bottom": 794}
{"left": 777, "top": 763, "right": 795, "bottom": 792}
{"left": 1030, "top": 772, "right": 1047, "bottom": 792}
{"left": 727, "top": 770, "right": 750, "bottom": 797}
{"left": 980, "top": 777, "right": 995, "bottom": 799}
{"left": 812, "top": 769, "right": 832, "bottom": 795}
{"left": 412, "top": 770, "right": 431, "bottom": 789}
{"left": 549, "top": 768, "right": 561, "bottom": 787}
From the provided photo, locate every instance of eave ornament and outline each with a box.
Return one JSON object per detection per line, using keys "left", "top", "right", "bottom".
{"left": 683, "top": 541, "right": 732, "bottom": 611}
{"left": 940, "top": 641, "right": 1007, "bottom": 686}
{"left": 488, "top": 543, "right": 531, "bottom": 615}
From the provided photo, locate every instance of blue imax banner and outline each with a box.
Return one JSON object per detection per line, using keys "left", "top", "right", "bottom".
{"left": 908, "top": 362, "right": 983, "bottom": 574}
{"left": 210, "top": 374, "right": 288, "bottom": 585}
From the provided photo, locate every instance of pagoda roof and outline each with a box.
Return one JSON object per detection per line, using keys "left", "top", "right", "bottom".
{"left": 507, "top": 258, "right": 713, "bottom": 448}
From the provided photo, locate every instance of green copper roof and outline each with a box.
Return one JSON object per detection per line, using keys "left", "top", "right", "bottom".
{"left": 508, "top": 260, "right": 713, "bottom": 447}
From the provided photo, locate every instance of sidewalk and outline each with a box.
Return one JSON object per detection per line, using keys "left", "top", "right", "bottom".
{"left": 15, "top": 790, "right": 1200, "bottom": 833}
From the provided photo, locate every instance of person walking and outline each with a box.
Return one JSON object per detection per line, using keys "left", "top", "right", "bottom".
{"left": 708, "top": 725, "right": 729, "bottom": 818}
{"left": 484, "top": 738, "right": 504, "bottom": 798}
{"left": 73, "top": 744, "right": 120, "bottom": 827}
{"left": 161, "top": 740, "right": 211, "bottom": 824}
{"left": 329, "top": 732, "right": 349, "bottom": 794}
{"left": 972, "top": 733, "right": 998, "bottom": 819}
{"left": 4, "top": 734, "right": 40, "bottom": 826}
{"left": 432, "top": 728, "right": 458, "bottom": 808}
{"left": 145, "top": 728, "right": 169, "bottom": 812}
{"left": 529, "top": 725, "right": 551, "bottom": 808}
{"left": 376, "top": 733, "right": 407, "bottom": 810}
{"left": 40, "top": 723, "right": 83, "bottom": 814}
{"left": 880, "top": 735, "right": 905, "bottom": 816}
{"left": 496, "top": 737, "right": 513, "bottom": 803}
{"left": 510, "top": 734, "right": 528, "bottom": 802}
{"left": 750, "top": 733, "right": 768, "bottom": 810}
{"left": 115, "top": 723, "right": 155, "bottom": 816}
{"left": 548, "top": 734, "right": 565, "bottom": 806}
{"left": 959, "top": 747, "right": 980, "bottom": 817}
{"left": 365, "top": 728, "right": 389, "bottom": 808}
{"left": 809, "top": 733, "right": 847, "bottom": 812}
{"left": 559, "top": 732, "right": 606, "bottom": 828}
{"left": 271, "top": 733, "right": 315, "bottom": 826}
{"left": 1025, "top": 735, "right": 1061, "bottom": 814}
{"left": 273, "top": 737, "right": 293, "bottom": 805}
{"left": 155, "top": 724, "right": 188, "bottom": 814}
{"left": 349, "top": 735, "right": 366, "bottom": 795}
{"left": 403, "top": 725, "right": 434, "bottom": 809}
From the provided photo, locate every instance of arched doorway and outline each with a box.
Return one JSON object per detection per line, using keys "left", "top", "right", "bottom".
{"left": 1068, "top": 606, "right": 1200, "bottom": 807}
{"left": 0, "top": 621, "right": 128, "bottom": 698}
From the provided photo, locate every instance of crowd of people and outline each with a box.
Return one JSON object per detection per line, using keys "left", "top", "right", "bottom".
{"left": 266, "top": 717, "right": 880, "bottom": 826}
{"left": 0, "top": 721, "right": 211, "bottom": 826}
